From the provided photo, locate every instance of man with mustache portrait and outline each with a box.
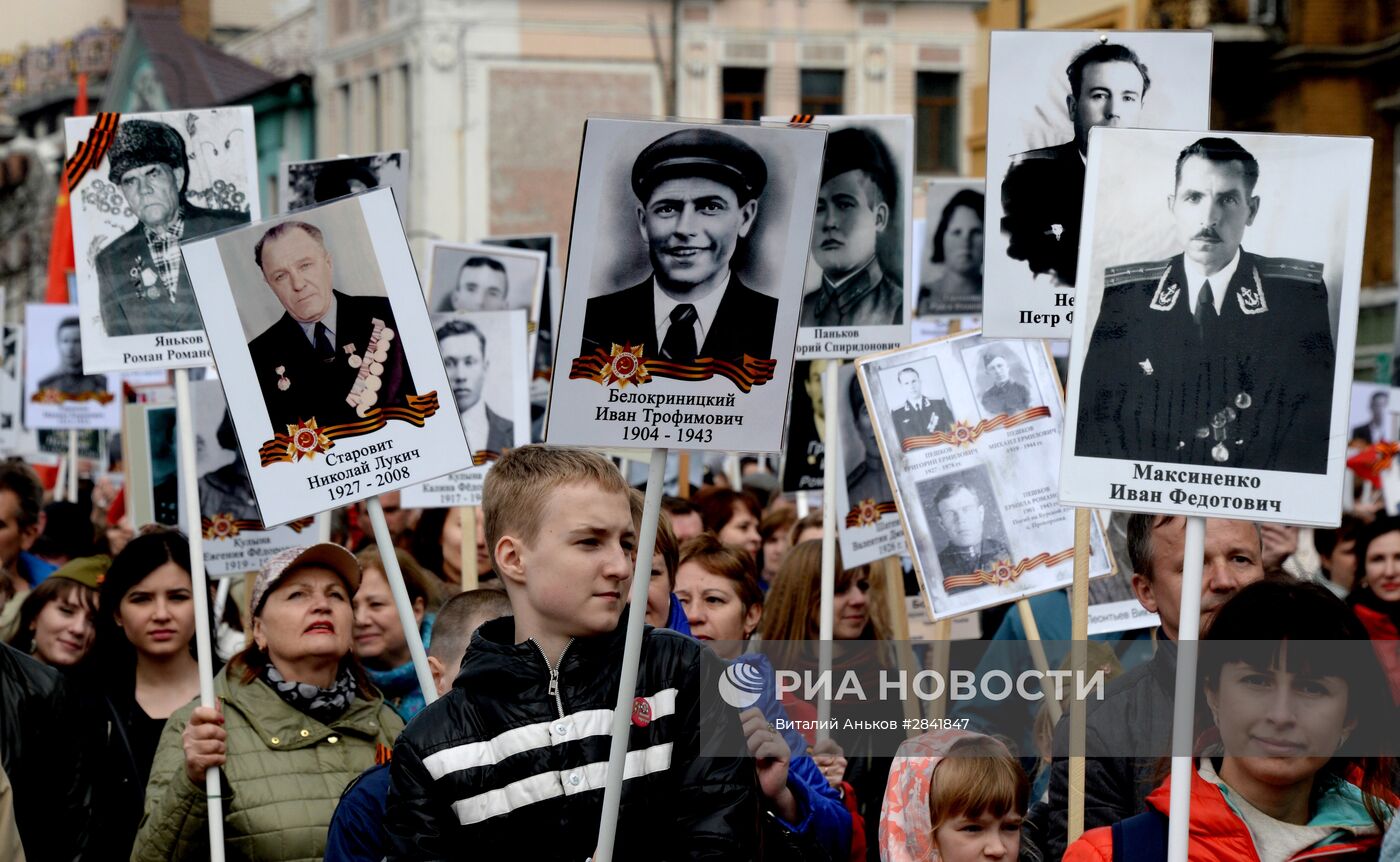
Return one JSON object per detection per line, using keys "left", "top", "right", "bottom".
{"left": 580, "top": 128, "right": 777, "bottom": 364}
{"left": 1075, "top": 136, "right": 1335, "bottom": 473}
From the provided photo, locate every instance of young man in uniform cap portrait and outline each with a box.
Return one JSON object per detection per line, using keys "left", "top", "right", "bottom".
{"left": 580, "top": 127, "right": 777, "bottom": 364}
{"left": 1076, "top": 136, "right": 1335, "bottom": 473}
{"left": 37, "top": 317, "right": 108, "bottom": 396}
{"left": 801, "top": 126, "right": 904, "bottom": 327}
{"left": 1000, "top": 42, "right": 1150, "bottom": 289}
{"left": 978, "top": 349, "right": 1032, "bottom": 415}
{"left": 95, "top": 119, "right": 249, "bottom": 336}
{"left": 247, "top": 220, "right": 417, "bottom": 434}
{"left": 931, "top": 480, "right": 1010, "bottom": 594}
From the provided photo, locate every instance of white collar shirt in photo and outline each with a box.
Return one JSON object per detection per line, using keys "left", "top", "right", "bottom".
{"left": 1182, "top": 247, "right": 1240, "bottom": 316}
{"left": 653, "top": 273, "right": 729, "bottom": 352}
{"left": 1369, "top": 420, "right": 1388, "bottom": 443}
{"left": 296, "top": 295, "right": 339, "bottom": 348}
{"left": 462, "top": 398, "right": 490, "bottom": 451}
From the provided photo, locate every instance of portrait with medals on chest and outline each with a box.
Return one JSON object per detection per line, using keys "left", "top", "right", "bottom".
{"left": 1062, "top": 128, "right": 1373, "bottom": 527}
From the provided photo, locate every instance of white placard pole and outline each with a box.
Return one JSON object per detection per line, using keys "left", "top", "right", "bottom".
{"left": 172, "top": 368, "right": 225, "bottom": 862}
{"left": 366, "top": 496, "right": 437, "bottom": 705}
{"left": 67, "top": 429, "right": 79, "bottom": 502}
{"left": 460, "top": 506, "right": 478, "bottom": 592}
{"left": 796, "top": 490, "right": 809, "bottom": 518}
{"left": 593, "top": 446, "right": 667, "bottom": 862}
{"left": 315, "top": 510, "right": 331, "bottom": 543}
{"left": 817, "top": 363, "right": 839, "bottom": 739}
{"left": 1166, "top": 516, "right": 1206, "bottom": 862}
{"left": 53, "top": 455, "right": 67, "bottom": 503}
{"left": 212, "top": 577, "right": 231, "bottom": 636}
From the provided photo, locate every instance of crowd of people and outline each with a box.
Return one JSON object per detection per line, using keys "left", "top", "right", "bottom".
{"left": 0, "top": 448, "right": 1398, "bottom": 861}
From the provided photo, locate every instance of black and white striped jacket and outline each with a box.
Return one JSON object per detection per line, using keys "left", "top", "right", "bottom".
{"left": 385, "top": 616, "right": 760, "bottom": 860}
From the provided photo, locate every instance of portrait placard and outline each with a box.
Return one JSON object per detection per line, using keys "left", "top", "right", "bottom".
{"left": 426, "top": 241, "right": 547, "bottom": 371}
{"left": 279, "top": 150, "right": 410, "bottom": 219}
{"left": 834, "top": 362, "right": 906, "bottom": 566}
{"left": 857, "top": 332, "right": 1113, "bottom": 621}
{"left": 982, "top": 30, "right": 1213, "bottom": 339}
{"left": 66, "top": 107, "right": 260, "bottom": 372}
{"left": 0, "top": 325, "right": 22, "bottom": 452}
{"left": 180, "top": 189, "right": 473, "bottom": 525}
{"left": 23, "top": 303, "right": 122, "bottom": 430}
{"left": 1061, "top": 128, "right": 1372, "bottom": 526}
{"left": 124, "top": 402, "right": 181, "bottom": 529}
{"left": 779, "top": 359, "right": 828, "bottom": 494}
{"left": 190, "top": 379, "right": 312, "bottom": 575}
{"left": 917, "top": 179, "right": 985, "bottom": 318}
{"left": 547, "top": 117, "right": 825, "bottom": 451}
{"left": 760, "top": 115, "right": 912, "bottom": 360}
{"left": 1348, "top": 381, "right": 1396, "bottom": 446}
{"left": 401, "top": 309, "right": 531, "bottom": 508}
{"left": 483, "top": 234, "right": 559, "bottom": 442}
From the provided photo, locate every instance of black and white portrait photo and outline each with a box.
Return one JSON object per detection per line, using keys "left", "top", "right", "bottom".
{"left": 66, "top": 107, "right": 259, "bottom": 372}
{"left": 120, "top": 403, "right": 181, "bottom": 530}
{"left": 1350, "top": 383, "right": 1395, "bottom": 445}
{"left": 764, "top": 115, "right": 913, "bottom": 359}
{"left": 917, "top": 467, "right": 1011, "bottom": 595}
{"left": 428, "top": 243, "right": 546, "bottom": 318}
{"left": 917, "top": 180, "right": 985, "bottom": 318}
{"left": 858, "top": 332, "right": 1113, "bottom": 619}
{"left": 0, "top": 325, "right": 21, "bottom": 451}
{"left": 779, "top": 359, "right": 828, "bottom": 493}
{"left": 1062, "top": 128, "right": 1373, "bottom": 527}
{"left": 180, "top": 189, "right": 472, "bottom": 526}
{"left": 835, "top": 362, "right": 905, "bottom": 566}
{"left": 549, "top": 118, "right": 825, "bottom": 452}
{"left": 24, "top": 303, "right": 121, "bottom": 431}
{"left": 279, "top": 150, "right": 409, "bottom": 219}
{"left": 402, "top": 310, "right": 531, "bottom": 509}
{"left": 982, "top": 31, "right": 1212, "bottom": 339}
{"left": 483, "top": 233, "right": 558, "bottom": 441}
{"left": 959, "top": 339, "right": 1044, "bottom": 420}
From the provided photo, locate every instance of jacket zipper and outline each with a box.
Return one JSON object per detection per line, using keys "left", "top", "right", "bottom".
{"left": 531, "top": 638, "right": 574, "bottom": 720}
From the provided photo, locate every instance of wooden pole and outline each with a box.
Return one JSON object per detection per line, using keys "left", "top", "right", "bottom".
{"left": 1067, "top": 509, "right": 1091, "bottom": 844}
{"left": 817, "top": 363, "right": 840, "bottom": 739}
{"left": 460, "top": 506, "right": 478, "bottom": 591}
{"left": 1016, "top": 598, "right": 1061, "bottom": 726}
{"left": 677, "top": 451, "right": 690, "bottom": 499}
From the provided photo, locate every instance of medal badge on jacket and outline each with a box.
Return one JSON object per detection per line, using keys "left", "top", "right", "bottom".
{"left": 345, "top": 319, "right": 395, "bottom": 417}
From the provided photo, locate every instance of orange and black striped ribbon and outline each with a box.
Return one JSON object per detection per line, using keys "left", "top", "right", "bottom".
{"left": 471, "top": 450, "right": 501, "bottom": 467}
{"left": 901, "top": 406, "right": 1052, "bottom": 453}
{"left": 570, "top": 351, "right": 777, "bottom": 394}
{"left": 258, "top": 391, "right": 441, "bottom": 466}
{"left": 64, "top": 111, "right": 121, "bottom": 193}
{"left": 201, "top": 515, "right": 315, "bottom": 539}
{"left": 844, "top": 500, "right": 898, "bottom": 528}
{"left": 788, "top": 114, "right": 816, "bottom": 125}
{"left": 30, "top": 389, "right": 116, "bottom": 405}
{"left": 942, "top": 547, "right": 1074, "bottom": 592}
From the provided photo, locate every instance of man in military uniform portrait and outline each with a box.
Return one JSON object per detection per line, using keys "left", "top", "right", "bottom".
{"left": 802, "top": 127, "right": 903, "bottom": 327}
{"left": 845, "top": 374, "right": 892, "bottom": 506}
{"left": 931, "top": 481, "right": 1010, "bottom": 594}
{"left": 978, "top": 350, "right": 1032, "bottom": 415}
{"left": 247, "top": 220, "right": 417, "bottom": 434}
{"left": 892, "top": 366, "right": 954, "bottom": 444}
{"left": 198, "top": 409, "right": 260, "bottom": 523}
{"left": 580, "top": 127, "right": 777, "bottom": 364}
{"left": 1075, "top": 137, "right": 1335, "bottom": 474}
{"left": 1000, "top": 42, "right": 1149, "bottom": 288}
{"left": 38, "top": 317, "right": 108, "bottom": 396}
{"left": 440, "top": 256, "right": 511, "bottom": 313}
{"left": 437, "top": 318, "right": 514, "bottom": 454}
{"left": 95, "top": 119, "right": 249, "bottom": 336}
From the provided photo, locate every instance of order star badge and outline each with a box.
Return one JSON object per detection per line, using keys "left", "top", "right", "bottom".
{"left": 855, "top": 498, "right": 880, "bottom": 527}
{"left": 284, "top": 418, "right": 332, "bottom": 462}
{"left": 204, "top": 513, "right": 241, "bottom": 540}
{"left": 601, "top": 343, "right": 651, "bottom": 388}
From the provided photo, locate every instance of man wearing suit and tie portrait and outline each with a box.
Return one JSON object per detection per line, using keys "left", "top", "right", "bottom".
{"left": 247, "top": 220, "right": 417, "bottom": 433}
{"left": 892, "top": 366, "right": 954, "bottom": 444}
{"left": 436, "top": 318, "right": 513, "bottom": 454}
{"left": 580, "top": 128, "right": 777, "bottom": 365}
{"left": 1075, "top": 136, "right": 1335, "bottom": 473}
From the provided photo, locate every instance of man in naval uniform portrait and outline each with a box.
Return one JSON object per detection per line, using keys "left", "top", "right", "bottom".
{"left": 247, "top": 220, "right": 417, "bottom": 434}
{"left": 580, "top": 127, "right": 777, "bottom": 364}
{"left": 932, "top": 481, "right": 1009, "bottom": 594}
{"left": 1000, "top": 42, "right": 1150, "bottom": 288}
{"left": 95, "top": 119, "right": 249, "bottom": 336}
{"left": 1075, "top": 137, "right": 1335, "bottom": 474}
{"left": 891, "top": 366, "right": 954, "bottom": 444}
{"left": 38, "top": 317, "right": 108, "bottom": 396}
{"left": 978, "top": 350, "right": 1032, "bottom": 415}
{"left": 801, "top": 126, "right": 903, "bottom": 327}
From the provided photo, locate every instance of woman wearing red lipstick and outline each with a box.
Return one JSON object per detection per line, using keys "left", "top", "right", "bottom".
{"left": 1350, "top": 515, "right": 1400, "bottom": 704}
{"left": 1065, "top": 579, "right": 1397, "bottom": 861}
{"left": 133, "top": 543, "right": 402, "bottom": 862}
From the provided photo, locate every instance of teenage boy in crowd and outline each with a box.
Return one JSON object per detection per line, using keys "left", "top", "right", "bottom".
{"left": 326, "top": 589, "right": 513, "bottom": 862}
{"left": 385, "top": 446, "right": 758, "bottom": 859}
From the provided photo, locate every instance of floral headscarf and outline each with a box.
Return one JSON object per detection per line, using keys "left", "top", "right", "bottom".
{"left": 878, "top": 728, "right": 998, "bottom": 862}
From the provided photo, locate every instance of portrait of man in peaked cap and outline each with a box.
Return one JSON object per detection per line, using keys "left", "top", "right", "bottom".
{"left": 95, "top": 118, "right": 250, "bottom": 337}
{"left": 579, "top": 127, "right": 778, "bottom": 364}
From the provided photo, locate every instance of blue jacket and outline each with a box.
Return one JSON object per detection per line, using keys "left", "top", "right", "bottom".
{"left": 19, "top": 553, "right": 56, "bottom": 587}
{"left": 734, "top": 653, "right": 853, "bottom": 859}
{"left": 325, "top": 763, "right": 390, "bottom": 862}
{"left": 664, "top": 592, "right": 692, "bottom": 636}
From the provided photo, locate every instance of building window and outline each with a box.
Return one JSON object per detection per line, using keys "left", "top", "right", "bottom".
{"left": 368, "top": 73, "right": 382, "bottom": 151}
{"left": 800, "top": 69, "right": 844, "bottom": 116}
{"left": 400, "top": 64, "right": 412, "bottom": 150}
{"left": 337, "top": 83, "right": 352, "bottom": 153}
{"left": 916, "top": 72, "right": 958, "bottom": 174}
{"left": 721, "top": 68, "right": 765, "bottom": 121}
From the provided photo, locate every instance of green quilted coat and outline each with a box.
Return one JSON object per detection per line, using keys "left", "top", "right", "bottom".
{"left": 130, "top": 666, "right": 403, "bottom": 862}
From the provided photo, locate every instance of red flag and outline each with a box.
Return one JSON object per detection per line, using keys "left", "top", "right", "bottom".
{"left": 45, "top": 74, "right": 87, "bottom": 304}
{"left": 1346, "top": 441, "right": 1400, "bottom": 489}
